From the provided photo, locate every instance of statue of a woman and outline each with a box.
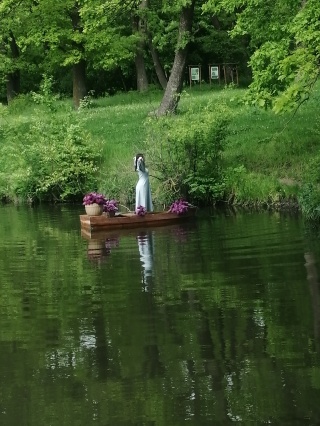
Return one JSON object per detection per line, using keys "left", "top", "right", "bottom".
{"left": 134, "top": 153, "right": 153, "bottom": 212}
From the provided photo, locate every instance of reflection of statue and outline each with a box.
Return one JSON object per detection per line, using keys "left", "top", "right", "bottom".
{"left": 137, "top": 231, "right": 154, "bottom": 291}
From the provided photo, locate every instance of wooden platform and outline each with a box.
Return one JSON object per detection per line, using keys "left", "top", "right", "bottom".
{"left": 80, "top": 210, "right": 196, "bottom": 235}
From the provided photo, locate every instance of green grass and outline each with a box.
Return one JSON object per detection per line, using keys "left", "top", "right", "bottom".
{"left": 224, "top": 83, "right": 320, "bottom": 182}
{"left": 1, "top": 81, "right": 320, "bottom": 206}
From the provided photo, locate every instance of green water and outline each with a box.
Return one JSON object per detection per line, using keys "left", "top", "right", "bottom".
{"left": 0, "top": 205, "right": 320, "bottom": 425}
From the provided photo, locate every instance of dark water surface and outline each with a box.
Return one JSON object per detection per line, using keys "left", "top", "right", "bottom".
{"left": 1, "top": 205, "right": 320, "bottom": 425}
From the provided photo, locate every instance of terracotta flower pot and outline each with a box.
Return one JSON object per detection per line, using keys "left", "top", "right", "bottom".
{"left": 85, "top": 203, "right": 103, "bottom": 216}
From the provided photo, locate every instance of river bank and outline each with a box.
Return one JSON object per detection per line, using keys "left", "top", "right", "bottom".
{"left": 0, "top": 82, "right": 319, "bottom": 217}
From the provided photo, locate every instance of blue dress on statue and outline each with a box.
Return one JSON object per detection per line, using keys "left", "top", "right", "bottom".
{"left": 135, "top": 157, "right": 153, "bottom": 211}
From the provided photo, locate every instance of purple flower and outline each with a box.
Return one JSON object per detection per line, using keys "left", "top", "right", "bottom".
{"left": 169, "top": 199, "right": 190, "bottom": 215}
{"left": 136, "top": 205, "right": 146, "bottom": 216}
{"left": 83, "top": 192, "right": 107, "bottom": 205}
{"left": 103, "top": 199, "right": 119, "bottom": 213}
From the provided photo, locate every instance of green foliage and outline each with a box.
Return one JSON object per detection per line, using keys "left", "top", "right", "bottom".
{"left": 299, "top": 184, "right": 320, "bottom": 221}
{"left": 204, "top": 0, "right": 320, "bottom": 113}
{"left": 184, "top": 174, "right": 226, "bottom": 202}
{"left": 294, "top": 113, "right": 320, "bottom": 219}
{"left": 1, "top": 83, "right": 320, "bottom": 213}
{"left": 78, "top": 90, "right": 95, "bottom": 110}
{"left": 31, "top": 74, "right": 60, "bottom": 112}
{"left": 5, "top": 93, "right": 35, "bottom": 114}
{"left": 224, "top": 165, "right": 285, "bottom": 206}
{"left": 99, "top": 171, "right": 136, "bottom": 206}
{"left": 0, "top": 109, "right": 103, "bottom": 202}
{"left": 145, "top": 101, "right": 230, "bottom": 204}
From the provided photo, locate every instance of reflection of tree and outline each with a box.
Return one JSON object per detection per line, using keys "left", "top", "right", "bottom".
{"left": 92, "top": 306, "right": 109, "bottom": 380}
{"left": 305, "top": 252, "right": 320, "bottom": 349}
{"left": 2, "top": 209, "right": 320, "bottom": 424}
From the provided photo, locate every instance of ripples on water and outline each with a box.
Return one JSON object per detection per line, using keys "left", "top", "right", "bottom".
{"left": 0, "top": 206, "right": 320, "bottom": 425}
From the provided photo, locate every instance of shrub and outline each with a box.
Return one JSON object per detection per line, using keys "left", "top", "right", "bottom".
{"left": 299, "top": 184, "right": 320, "bottom": 221}
{"left": 145, "top": 101, "right": 230, "bottom": 205}
{"left": 1, "top": 113, "right": 103, "bottom": 202}
{"left": 30, "top": 74, "right": 60, "bottom": 112}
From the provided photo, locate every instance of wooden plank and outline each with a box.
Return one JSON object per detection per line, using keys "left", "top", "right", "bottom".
{"left": 80, "top": 210, "right": 196, "bottom": 234}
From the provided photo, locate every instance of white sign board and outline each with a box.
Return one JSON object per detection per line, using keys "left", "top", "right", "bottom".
{"left": 191, "top": 67, "right": 200, "bottom": 81}
{"left": 210, "top": 66, "right": 219, "bottom": 80}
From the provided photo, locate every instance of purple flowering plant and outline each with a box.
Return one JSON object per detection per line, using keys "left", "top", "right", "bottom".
{"left": 136, "top": 205, "right": 146, "bottom": 216}
{"left": 104, "top": 199, "right": 119, "bottom": 213}
{"left": 83, "top": 192, "right": 107, "bottom": 206}
{"left": 169, "top": 199, "right": 190, "bottom": 215}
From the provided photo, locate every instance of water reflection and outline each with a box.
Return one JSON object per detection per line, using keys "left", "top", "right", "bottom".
{"left": 137, "top": 231, "right": 155, "bottom": 291}
{"left": 304, "top": 251, "right": 320, "bottom": 348}
{"left": 87, "top": 239, "right": 106, "bottom": 262}
{"left": 3, "top": 207, "right": 320, "bottom": 425}
{"left": 85, "top": 234, "right": 120, "bottom": 265}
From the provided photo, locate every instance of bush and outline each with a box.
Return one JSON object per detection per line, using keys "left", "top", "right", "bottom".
{"left": 0, "top": 112, "right": 103, "bottom": 202}
{"left": 145, "top": 101, "right": 230, "bottom": 205}
{"left": 30, "top": 74, "right": 60, "bottom": 112}
{"left": 5, "top": 93, "right": 35, "bottom": 114}
{"left": 299, "top": 184, "right": 320, "bottom": 221}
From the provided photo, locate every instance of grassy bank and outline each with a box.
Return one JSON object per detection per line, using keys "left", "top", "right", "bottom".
{"left": 1, "top": 82, "right": 319, "bottom": 213}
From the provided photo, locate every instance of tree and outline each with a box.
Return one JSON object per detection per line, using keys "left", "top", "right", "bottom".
{"left": 156, "top": 0, "right": 196, "bottom": 116}
{"left": 203, "top": 0, "right": 320, "bottom": 112}
{"left": 70, "top": 3, "right": 87, "bottom": 108}
{"left": 138, "top": 0, "right": 168, "bottom": 89}
{"left": 5, "top": 31, "right": 20, "bottom": 102}
{"left": 83, "top": 0, "right": 166, "bottom": 92}
{"left": 0, "top": 0, "right": 34, "bottom": 102}
{"left": 148, "top": 35, "right": 168, "bottom": 89}
{"left": 133, "top": 0, "right": 149, "bottom": 91}
{"left": 0, "top": 0, "right": 89, "bottom": 108}
{"left": 81, "top": 0, "right": 138, "bottom": 89}
{"left": 29, "top": 0, "right": 89, "bottom": 109}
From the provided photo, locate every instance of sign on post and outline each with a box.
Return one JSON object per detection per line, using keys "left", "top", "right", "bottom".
{"left": 210, "top": 66, "right": 219, "bottom": 80}
{"left": 191, "top": 67, "right": 200, "bottom": 81}
{"left": 188, "top": 65, "right": 201, "bottom": 87}
{"left": 209, "top": 64, "right": 221, "bottom": 85}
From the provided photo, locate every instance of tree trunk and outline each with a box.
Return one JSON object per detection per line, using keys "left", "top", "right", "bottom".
{"left": 148, "top": 37, "right": 167, "bottom": 90}
{"left": 6, "top": 31, "right": 20, "bottom": 103}
{"left": 133, "top": 0, "right": 149, "bottom": 92}
{"left": 156, "top": 1, "right": 196, "bottom": 116}
{"left": 70, "top": 5, "right": 87, "bottom": 109}
{"left": 6, "top": 71, "right": 20, "bottom": 103}
{"left": 73, "top": 60, "right": 87, "bottom": 109}
{"left": 135, "top": 47, "right": 149, "bottom": 92}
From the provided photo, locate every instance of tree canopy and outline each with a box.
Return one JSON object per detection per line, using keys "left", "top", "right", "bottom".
{"left": 0, "top": 0, "right": 318, "bottom": 113}
{"left": 203, "top": 0, "right": 320, "bottom": 112}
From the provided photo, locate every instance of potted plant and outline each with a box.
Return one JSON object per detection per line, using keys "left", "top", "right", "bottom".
{"left": 83, "top": 192, "right": 107, "bottom": 216}
{"left": 103, "top": 199, "right": 119, "bottom": 217}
